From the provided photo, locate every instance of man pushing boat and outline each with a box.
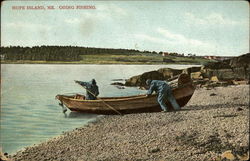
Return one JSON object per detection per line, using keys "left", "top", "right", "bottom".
{"left": 146, "top": 79, "right": 180, "bottom": 112}
{"left": 74, "top": 79, "right": 99, "bottom": 100}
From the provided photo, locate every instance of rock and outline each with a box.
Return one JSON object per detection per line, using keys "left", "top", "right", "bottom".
{"left": 110, "top": 82, "right": 125, "bottom": 86}
{"left": 125, "top": 67, "right": 197, "bottom": 87}
{"left": 115, "top": 86, "right": 125, "bottom": 89}
{"left": 232, "top": 80, "right": 248, "bottom": 85}
{"left": 182, "top": 66, "right": 202, "bottom": 75}
{"left": 207, "top": 69, "right": 236, "bottom": 80}
{"left": 125, "top": 71, "right": 164, "bottom": 86}
{"left": 124, "top": 53, "right": 249, "bottom": 88}
{"left": 191, "top": 72, "right": 202, "bottom": 79}
{"left": 125, "top": 75, "right": 141, "bottom": 86}
{"left": 0, "top": 149, "right": 8, "bottom": 161}
{"left": 210, "top": 93, "right": 217, "bottom": 96}
{"left": 236, "top": 107, "right": 243, "bottom": 111}
{"left": 149, "top": 148, "right": 160, "bottom": 153}
{"left": 221, "top": 150, "right": 235, "bottom": 160}
{"left": 193, "top": 79, "right": 208, "bottom": 86}
{"left": 229, "top": 53, "right": 250, "bottom": 69}
{"left": 158, "top": 68, "right": 183, "bottom": 79}
{"left": 204, "top": 60, "right": 231, "bottom": 70}
{"left": 203, "top": 53, "right": 250, "bottom": 81}
{"left": 173, "top": 148, "right": 178, "bottom": 152}
{"left": 236, "top": 151, "right": 249, "bottom": 161}
{"left": 111, "top": 79, "right": 125, "bottom": 81}
{"left": 210, "top": 76, "right": 219, "bottom": 82}
{"left": 233, "top": 67, "right": 249, "bottom": 80}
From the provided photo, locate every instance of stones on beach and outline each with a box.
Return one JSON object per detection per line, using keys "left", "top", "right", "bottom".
{"left": 236, "top": 107, "right": 243, "bottom": 111}
{"left": 210, "top": 76, "right": 219, "bottom": 82}
{"left": 221, "top": 150, "right": 235, "bottom": 160}
{"left": 191, "top": 71, "right": 203, "bottom": 80}
{"left": 10, "top": 85, "right": 249, "bottom": 161}
{"left": 0, "top": 152, "right": 8, "bottom": 161}
{"left": 0, "top": 148, "right": 11, "bottom": 161}
{"left": 148, "top": 147, "right": 160, "bottom": 153}
{"left": 221, "top": 150, "right": 249, "bottom": 161}
{"left": 237, "top": 151, "right": 249, "bottom": 161}
{"left": 210, "top": 93, "right": 217, "bottom": 96}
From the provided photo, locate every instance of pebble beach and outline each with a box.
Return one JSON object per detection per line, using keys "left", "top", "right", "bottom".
{"left": 7, "top": 85, "right": 249, "bottom": 161}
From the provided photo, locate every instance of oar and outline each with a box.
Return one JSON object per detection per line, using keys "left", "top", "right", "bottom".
{"left": 75, "top": 81, "right": 122, "bottom": 115}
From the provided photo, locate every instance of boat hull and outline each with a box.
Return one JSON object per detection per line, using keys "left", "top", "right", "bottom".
{"left": 56, "top": 83, "right": 195, "bottom": 115}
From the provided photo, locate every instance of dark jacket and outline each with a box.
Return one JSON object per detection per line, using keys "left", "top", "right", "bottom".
{"left": 147, "top": 80, "right": 170, "bottom": 95}
{"left": 78, "top": 80, "right": 99, "bottom": 100}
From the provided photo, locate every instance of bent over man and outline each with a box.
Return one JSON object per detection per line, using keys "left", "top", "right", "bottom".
{"left": 75, "top": 79, "right": 99, "bottom": 100}
{"left": 146, "top": 79, "right": 180, "bottom": 112}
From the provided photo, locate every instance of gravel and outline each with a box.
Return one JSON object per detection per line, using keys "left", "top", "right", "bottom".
{"left": 10, "top": 85, "right": 249, "bottom": 161}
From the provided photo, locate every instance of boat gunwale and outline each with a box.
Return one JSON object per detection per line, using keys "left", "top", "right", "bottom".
{"left": 59, "top": 84, "right": 194, "bottom": 103}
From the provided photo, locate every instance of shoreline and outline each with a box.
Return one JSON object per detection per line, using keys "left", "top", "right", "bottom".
{"left": 5, "top": 85, "right": 250, "bottom": 160}
{"left": 1, "top": 62, "right": 204, "bottom": 65}
{"left": 2, "top": 115, "right": 104, "bottom": 156}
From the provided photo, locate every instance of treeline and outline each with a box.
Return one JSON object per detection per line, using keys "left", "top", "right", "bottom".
{"left": 1, "top": 46, "right": 143, "bottom": 61}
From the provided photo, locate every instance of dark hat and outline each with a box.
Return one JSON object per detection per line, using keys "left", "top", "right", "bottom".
{"left": 91, "top": 79, "right": 96, "bottom": 85}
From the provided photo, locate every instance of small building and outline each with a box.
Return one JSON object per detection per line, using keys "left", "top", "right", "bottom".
{"left": 204, "top": 56, "right": 217, "bottom": 60}
{"left": 204, "top": 56, "right": 233, "bottom": 61}
{"left": 162, "top": 52, "right": 169, "bottom": 56}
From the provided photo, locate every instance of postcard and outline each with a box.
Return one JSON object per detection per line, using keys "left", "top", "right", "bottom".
{"left": 1, "top": 1, "right": 249, "bottom": 160}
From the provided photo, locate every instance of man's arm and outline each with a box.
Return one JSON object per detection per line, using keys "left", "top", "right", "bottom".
{"left": 74, "top": 80, "right": 89, "bottom": 87}
{"left": 147, "top": 82, "right": 155, "bottom": 95}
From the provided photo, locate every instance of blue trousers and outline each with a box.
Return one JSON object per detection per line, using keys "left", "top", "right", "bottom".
{"left": 158, "top": 86, "right": 180, "bottom": 111}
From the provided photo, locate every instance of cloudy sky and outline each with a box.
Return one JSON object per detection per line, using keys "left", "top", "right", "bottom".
{"left": 1, "top": 0, "right": 249, "bottom": 56}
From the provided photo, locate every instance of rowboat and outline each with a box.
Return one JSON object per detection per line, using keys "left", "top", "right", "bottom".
{"left": 56, "top": 74, "right": 195, "bottom": 114}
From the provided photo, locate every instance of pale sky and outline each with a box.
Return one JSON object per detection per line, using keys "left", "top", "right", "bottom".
{"left": 1, "top": 0, "right": 249, "bottom": 56}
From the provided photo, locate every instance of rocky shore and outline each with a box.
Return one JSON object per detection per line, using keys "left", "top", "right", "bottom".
{"left": 121, "top": 53, "right": 250, "bottom": 88}
{"left": 4, "top": 84, "right": 249, "bottom": 161}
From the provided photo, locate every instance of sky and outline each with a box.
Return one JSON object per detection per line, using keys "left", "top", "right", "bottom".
{"left": 1, "top": 0, "right": 249, "bottom": 56}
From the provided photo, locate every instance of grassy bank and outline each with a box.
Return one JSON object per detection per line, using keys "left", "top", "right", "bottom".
{"left": 1, "top": 54, "right": 214, "bottom": 65}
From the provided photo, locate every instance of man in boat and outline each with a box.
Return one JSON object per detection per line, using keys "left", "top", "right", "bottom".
{"left": 74, "top": 79, "right": 99, "bottom": 100}
{"left": 146, "top": 79, "right": 180, "bottom": 112}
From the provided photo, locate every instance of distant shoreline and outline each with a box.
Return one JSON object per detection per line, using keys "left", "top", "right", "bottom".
{"left": 0, "top": 61, "right": 205, "bottom": 65}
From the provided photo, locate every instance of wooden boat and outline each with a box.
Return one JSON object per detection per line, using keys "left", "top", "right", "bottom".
{"left": 56, "top": 74, "right": 195, "bottom": 114}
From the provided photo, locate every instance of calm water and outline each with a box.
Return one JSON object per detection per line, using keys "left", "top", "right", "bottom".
{"left": 0, "top": 64, "right": 198, "bottom": 154}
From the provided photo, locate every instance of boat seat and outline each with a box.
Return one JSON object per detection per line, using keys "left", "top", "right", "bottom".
{"left": 74, "top": 94, "right": 85, "bottom": 100}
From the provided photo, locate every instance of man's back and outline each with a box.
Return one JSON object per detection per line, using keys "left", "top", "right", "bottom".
{"left": 148, "top": 80, "right": 169, "bottom": 94}
{"left": 87, "top": 84, "right": 99, "bottom": 100}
